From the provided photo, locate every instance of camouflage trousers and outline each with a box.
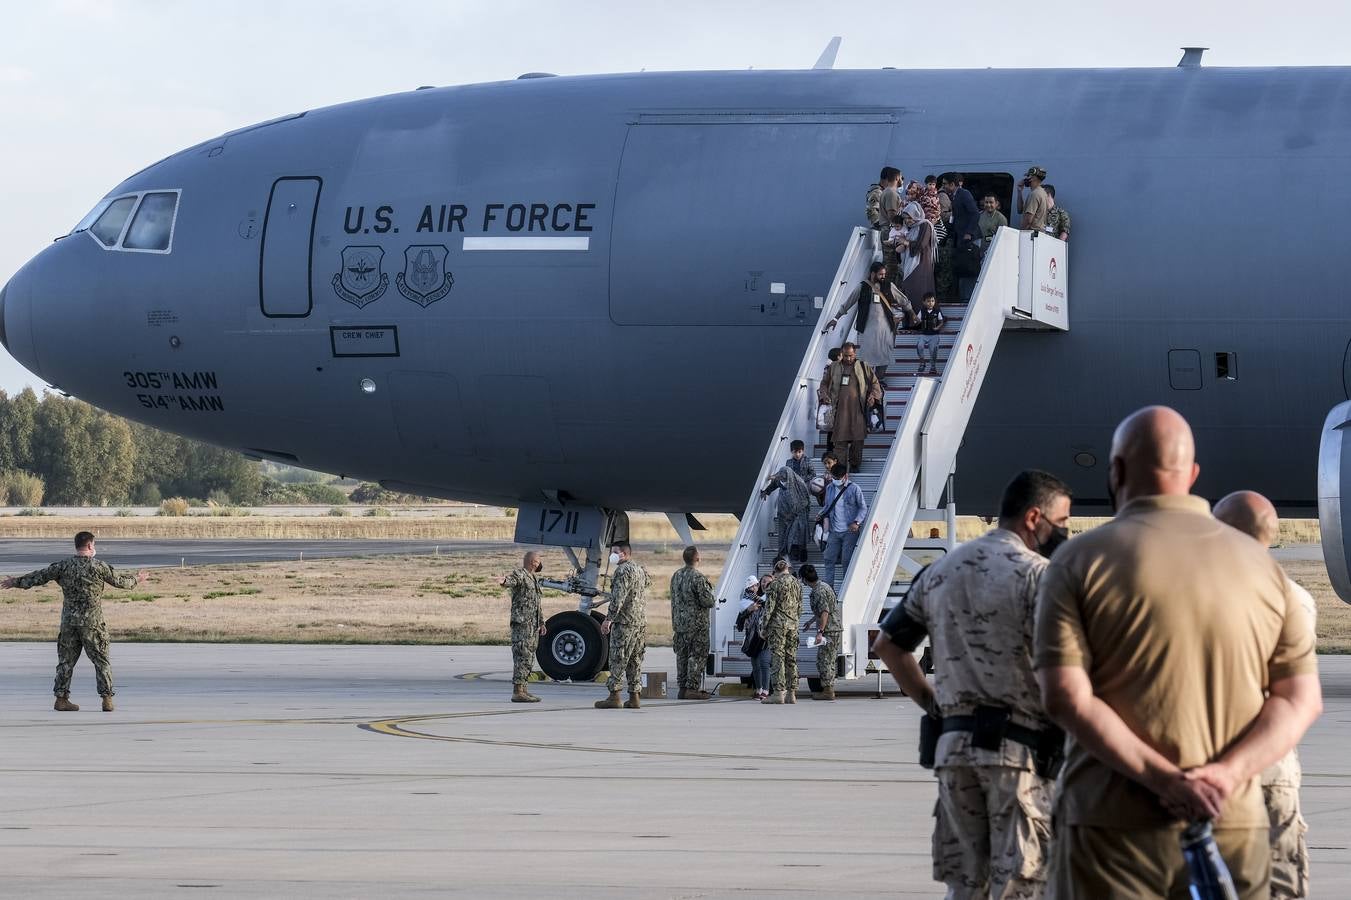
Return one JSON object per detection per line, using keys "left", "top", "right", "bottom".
{"left": 605, "top": 624, "right": 645, "bottom": 693}
{"left": 1265, "top": 783, "right": 1309, "bottom": 899}
{"left": 672, "top": 627, "right": 708, "bottom": 690}
{"left": 767, "top": 619, "right": 798, "bottom": 695}
{"left": 815, "top": 632, "right": 840, "bottom": 687}
{"left": 54, "top": 616, "right": 114, "bottom": 697}
{"left": 510, "top": 623, "right": 540, "bottom": 685}
{"left": 933, "top": 765, "right": 1052, "bottom": 899}
{"left": 936, "top": 243, "right": 956, "bottom": 301}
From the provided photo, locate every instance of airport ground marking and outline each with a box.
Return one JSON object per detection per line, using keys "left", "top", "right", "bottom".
{"left": 359, "top": 707, "right": 900, "bottom": 765}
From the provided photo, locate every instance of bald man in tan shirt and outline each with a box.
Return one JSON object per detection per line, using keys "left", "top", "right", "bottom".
{"left": 1034, "top": 407, "right": 1321, "bottom": 899}
{"left": 1214, "top": 490, "right": 1316, "bottom": 899}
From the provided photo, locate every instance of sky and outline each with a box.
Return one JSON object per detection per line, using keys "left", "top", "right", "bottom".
{"left": 2, "top": 0, "right": 1346, "bottom": 394}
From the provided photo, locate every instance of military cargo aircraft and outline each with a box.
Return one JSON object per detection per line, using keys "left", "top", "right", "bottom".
{"left": 6, "top": 56, "right": 1351, "bottom": 657}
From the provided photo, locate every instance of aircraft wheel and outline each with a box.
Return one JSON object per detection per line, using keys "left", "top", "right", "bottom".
{"left": 807, "top": 677, "right": 822, "bottom": 693}
{"left": 538, "top": 611, "right": 609, "bottom": 682}
{"left": 740, "top": 676, "right": 755, "bottom": 687}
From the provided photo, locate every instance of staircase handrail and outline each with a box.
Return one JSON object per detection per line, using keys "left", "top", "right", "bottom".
{"left": 833, "top": 227, "right": 1022, "bottom": 665}
{"left": 711, "top": 227, "right": 877, "bottom": 662}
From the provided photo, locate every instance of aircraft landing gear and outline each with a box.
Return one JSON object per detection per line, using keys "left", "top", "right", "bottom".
{"left": 521, "top": 502, "right": 629, "bottom": 682}
{"left": 537, "top": 610, "right": 610, "bottom": 682}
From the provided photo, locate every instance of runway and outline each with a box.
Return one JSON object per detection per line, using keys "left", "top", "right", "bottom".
{"left": 0, "top": 539, "right": 1325, "bottom": 574}
{"left": 1, "top": 644, "right": 1349, "bottom": 898}
{"left": 0, "top": 539, "right": 515, "bottom": 572}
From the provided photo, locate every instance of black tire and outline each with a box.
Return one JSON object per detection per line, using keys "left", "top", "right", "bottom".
{"left": 807, "top": 677, "right": 822, "bottom": 693}
{"left": 538, "top": 611, "right": 609, "bottom": 682}
{"left": 740, "top": 676, "right": 755, "bottom": 687}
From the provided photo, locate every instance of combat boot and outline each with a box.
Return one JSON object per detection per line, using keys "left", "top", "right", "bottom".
{"left": 53, "top": 696, "right": 79, "bottom": 712}
{"left": 511, "top": 684, "right": 540, "bottom": 704}
{"left": 761, "top": 692, "right": 784, "bottom": 704}
{"left": 811, "top": 686, "right": 836, "bottom": 701}
{"left": 101, "top": 696, "right": 115, "bottom": 712}
{"left": 683, "top": 689, "right": 711, "bottom": 701}
{"left": 594, "top": 690, "right": 622, "bottom": 709}
{"left": 624, "top": 692, "right": 641, "bottom": 709}
{"left": 785, "top": 689, "right": 797, "bottom": 704}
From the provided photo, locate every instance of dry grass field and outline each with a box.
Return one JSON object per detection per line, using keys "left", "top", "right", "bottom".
{"left": 0, "top": 546, "right": 707, "bottom": 646}
{"left": 0, "top": 512, "right": 1322, "bottom": 545}
{"left": 0, "top": 513, "right": 741, "bottom": 542}
{"left": 1, "top": 534, "right": 1347, "bottom": 652}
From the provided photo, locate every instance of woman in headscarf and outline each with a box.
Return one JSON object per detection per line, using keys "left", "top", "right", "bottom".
{"left": 762, "top": 464, "right": 812, "bottom": 564}
{"left": 900, "top": 201, "right": 936, "bottom": 304}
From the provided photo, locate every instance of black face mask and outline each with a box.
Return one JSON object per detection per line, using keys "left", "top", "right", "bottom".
{"left": 534, "top": 563, "right": 543, "bottom": 573}
{"left": 1038, "top": 524, "right": 1070, "bottom": 559}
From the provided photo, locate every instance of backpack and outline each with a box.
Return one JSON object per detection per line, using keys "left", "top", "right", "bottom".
{"left": 865, "top": 184, "right": 884, "bottom": 229}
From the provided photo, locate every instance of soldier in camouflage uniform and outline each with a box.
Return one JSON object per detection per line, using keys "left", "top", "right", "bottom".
{"left": 1, "top": 531, "right": 147, "bottom": 712}
{"left": 1042, "top": 185, "right": 1071, "bottom": 242}
{"left": 1213, "top": 490, "right": 1314, "bottom": 899}
{"left": 760, "top": 558, "right": 803, "bottom": 705}
{"left": 872, "top": 471, "right": 1072, "bottom": 900}
{"left": 596, "top": 541, "right": 650, "bottom": 710}
{"left": 500, "top": 550, "right": 547, "bottom": 703}
{"left": 669, "top": 545, "right": 715, "bottom": 701}
{"left": 801, "top": 565, "right": 841, "bottom": 701}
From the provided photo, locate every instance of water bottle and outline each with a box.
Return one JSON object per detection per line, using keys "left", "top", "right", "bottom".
{"left": 1179, "top": 820, "right": 1239, "bottom": 900}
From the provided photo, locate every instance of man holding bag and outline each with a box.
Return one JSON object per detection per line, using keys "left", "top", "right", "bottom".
{"left": 817, "top": 342, "right": 882, "bottom": 472}
{"left": 825, "top": 261, "right": 909, "bottom": 387}
{"left": 819, "top": 463, "right": 868, "bottom": 589}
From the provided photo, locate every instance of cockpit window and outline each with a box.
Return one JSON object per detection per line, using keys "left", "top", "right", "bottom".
{"left": 90, "top": 197, "right": 137, "bottom": 247}
{"left": 122, "top": 192, "right": 179, "bottom": 251}
{"left": 75, "top": 190, "right": 181, "bottom": 253}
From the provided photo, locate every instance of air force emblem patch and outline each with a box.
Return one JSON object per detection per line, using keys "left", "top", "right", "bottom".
{"left": 332, "top": 246, "right": 389, "bottom": 308}
{"left": 396, "top": 244, "right": 454, "bottom": 307}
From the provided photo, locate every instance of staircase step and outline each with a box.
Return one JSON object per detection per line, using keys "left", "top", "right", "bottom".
{"left": 715, "top": 226, "right": 1014, "bottom": 681}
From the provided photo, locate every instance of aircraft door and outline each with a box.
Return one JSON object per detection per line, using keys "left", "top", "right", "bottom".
{"left": 259, "top": 176, "right": 321, "bottom": 317}
{"left": 609, "top": 114, "right": 893, "bottom": 326}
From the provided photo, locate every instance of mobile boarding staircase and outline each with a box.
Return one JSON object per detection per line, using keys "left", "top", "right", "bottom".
{"left": 711, "top": 226, "right": 1068, "bottom": 684}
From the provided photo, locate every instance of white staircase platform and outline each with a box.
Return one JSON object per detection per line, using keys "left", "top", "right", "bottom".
{"left": 711, "top": 226, "right": 1067, "bottom": 682}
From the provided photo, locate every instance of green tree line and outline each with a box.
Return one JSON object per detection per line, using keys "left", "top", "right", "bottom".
{"left": 0, "top": 388, "right": 315, "bottom": 507}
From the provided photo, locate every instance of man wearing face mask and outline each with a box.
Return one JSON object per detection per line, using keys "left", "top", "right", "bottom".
{"left": 871, "top": 470, "right": 1072, "bottom": 900}
{"left": 596, "top": 541, "right": 651, "bottom": 710}
{"left": 500, "top": 550, "right": 548, "bottom": 703}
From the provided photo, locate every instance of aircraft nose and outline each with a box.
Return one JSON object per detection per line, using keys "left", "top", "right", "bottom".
{"left": 0, "top": 265, "right": 41, "bottom": 380}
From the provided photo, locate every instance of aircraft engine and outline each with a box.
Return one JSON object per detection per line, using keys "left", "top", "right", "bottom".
{"left": 1318, "top": 400, "right": 1351, "bottom": 603}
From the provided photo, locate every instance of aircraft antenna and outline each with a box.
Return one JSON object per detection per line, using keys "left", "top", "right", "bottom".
{"left": 1177, "top": 47, "right": 1208, "bottom": 67}
{"left": 813, "top": 36, "right": 842, "bottom": 70}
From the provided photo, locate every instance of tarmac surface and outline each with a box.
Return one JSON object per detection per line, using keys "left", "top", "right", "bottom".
{"left": 0, "top": 539, "right": 513, "bottom": 572}
{"left": 1, "top": 643, "right": 1349, "bottom": 898}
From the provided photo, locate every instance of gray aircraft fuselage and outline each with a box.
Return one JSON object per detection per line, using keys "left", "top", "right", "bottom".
{"left": 3, "top": 66, "right": 1348, "bottom": 514}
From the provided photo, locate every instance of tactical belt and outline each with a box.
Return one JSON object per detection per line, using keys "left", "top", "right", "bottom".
{"left": 940, "top": 715, "right": 1051, "bottom": 750}
{"left": 918, "top": 705, "right": 1065, "bottom": 778}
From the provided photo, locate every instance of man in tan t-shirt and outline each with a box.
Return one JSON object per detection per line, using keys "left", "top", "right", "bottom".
{"left": 1213, "top": 490, "right": 1317, "bottom": 900}
{"left": 1034, "top": 407, "right": 1321, "bottom": 899}
{"left": 1018, "top": 166, "right": 1049, "bottom": 231}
